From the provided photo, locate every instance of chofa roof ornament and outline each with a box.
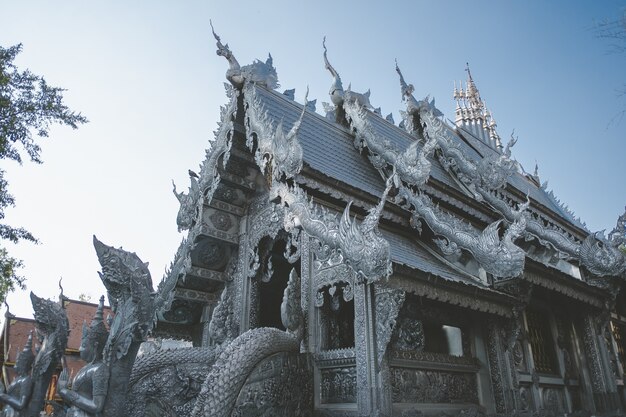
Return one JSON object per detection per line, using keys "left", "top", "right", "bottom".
{"left": 210, "top": 21, "right": 278, "bottom": 89}
{"left": 322, "top": 37, "right": 372, "bottom": 110}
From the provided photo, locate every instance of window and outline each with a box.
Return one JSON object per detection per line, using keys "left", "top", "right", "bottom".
{"left": 319, "top": 285, "right": 355, "bottom": 350}
{"left": 526, "top": 309, "right": 559, "bottom": 374}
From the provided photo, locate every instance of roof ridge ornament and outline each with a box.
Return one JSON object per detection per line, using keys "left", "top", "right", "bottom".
{"left": 210, "top": 20, "right": 278, "bottom": 89}
{"left": 395, "top": 62, "right": 442, "bottom": 135}
{"left": 322, "top": 37, "right": 372, "bottom": 116}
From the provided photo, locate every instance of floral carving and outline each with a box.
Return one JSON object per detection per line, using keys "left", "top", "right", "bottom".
{"left": 320, "top": 367, "right": 357, "bottom": 404}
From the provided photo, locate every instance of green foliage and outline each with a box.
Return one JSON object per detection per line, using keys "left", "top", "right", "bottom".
{"left": 0, "top": 43, "right": 87, "bottom": 303}
{"left": 0, "top": 247, "right": 25, "bottom": 304}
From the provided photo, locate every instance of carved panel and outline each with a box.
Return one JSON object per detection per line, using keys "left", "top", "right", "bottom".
{"left": 391, "top": 317, "right": 425, "bottom": 353}
{"left": 540, "top": 387, "right": 565, "bottom": 415}
{"left": 519, "top": 386, "right": 532, "bottom": 412}
{"left": 212, "top": 186, "right": 247, "bottom": 207}
{"left": 374, "top": 286, "right": 405, "bottom": 365}
{"left": 390, "top": 367, "right": 478, "bottom": 404}
{"left": 159, "top": 299, "right": 203, "bottom": 324}
{"left": 320, "top": 367, "right": 357, "bottom": 404}
{"left": 390, "top": 351, "right": 480, "bottom": 369}
{"left": 512, "top": 340, "right": 527, "bottom": 372}
{"left": 201, "top": 207, "right": 239, "bottom": 243}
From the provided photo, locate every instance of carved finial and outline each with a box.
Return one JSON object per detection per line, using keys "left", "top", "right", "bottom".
{"left": 58, "top": 277, "right": 66, "bottom": 306}
{"left": 210, "top": 20, "right": 246, "bottom": 87}
{"left": 4, "top": 299, "right": 10, "bottom": 318}
{"left": 323, "top": 37, "right": 344, "bottom": 106}
{"left": 95, "top": 295, "right": 105, "bottom": 321}
{"left": 395, "top": 59, "right": 414, "bottom": 100}
{"left": 533, "top": 161, "right": 539, "bottom": 178}
{"left": 210, "top": 20, "right": 235, "bottom": 63}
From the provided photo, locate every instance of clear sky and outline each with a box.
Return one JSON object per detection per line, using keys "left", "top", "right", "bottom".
{"left": 1, "top": 1, "right": 625, "bottom": 318}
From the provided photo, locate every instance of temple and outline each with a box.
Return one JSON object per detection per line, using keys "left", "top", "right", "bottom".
{"left": 136, "top": 30, "right": 626, "bottom": 417}
{"left": 2, "top": 33, "right": 625, "bottom": 417}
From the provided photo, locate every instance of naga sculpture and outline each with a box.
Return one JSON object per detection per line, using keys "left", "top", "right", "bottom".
{"left": 211, "top": 21, "right": 278, "bottom": 89}
{"left": 343, "top": 95, "right": 436, "bottom": 187}
{"left": 191, "top": 265, "right": 304, "bottom": 417}
{"left": 93, "top": 236, "right": 179, "bottom": 417}
{"left": 0, "top": 332, "right": 34, "bottom": 417}
{"left": 243, "top": 82, "right": 306, "bottom": 180}
{"left": 25, "top": 292, "right": 69, "bottom": 417}
{"left": 57, "top": 296, "right": 109, "bottom": 417}
{"left": 396, "top": 63, "right": 626, "bottom": 279}
{"left": 126, "top": 283, "right": 238, "bottom": 416}
{"left": 399, "top": 186, "right": 528, "bottom": 279}
{"left": 172, "top": 171, "right": 200, "bottom": 232}
{"left": 273, "top": 176, "right": 393, "bottom": 283}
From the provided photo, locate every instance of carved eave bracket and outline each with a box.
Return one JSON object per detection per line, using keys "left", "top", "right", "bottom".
{"left": 492, "top": 278, "right": 533, "bottom": 351}
{"left": 374, "top": 285, "right": 405, "bottom": 366}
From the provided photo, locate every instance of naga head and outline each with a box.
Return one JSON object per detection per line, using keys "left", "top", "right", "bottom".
{"left": 580, "top": 231, "right": 626, "bottom": 277}
{"left": 80, "top": 295, "right": 109, "bottom": 363}
{"left": 14, "top": 331, "right": 35, "bottom": 376}
{"left": 476, "top": 220, "right": 526, "bottom": 279}
{"left": 93, "top": 236, "right": 153, "bottom": 308}
{"left": 271, "top": 87, "right": 306, "bottom": 179}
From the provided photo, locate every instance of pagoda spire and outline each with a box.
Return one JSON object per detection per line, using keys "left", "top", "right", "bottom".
{"left": 453, "top": 63, "right": 501, "bottom": 150}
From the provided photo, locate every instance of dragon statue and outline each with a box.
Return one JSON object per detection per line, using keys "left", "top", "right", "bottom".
{"left": 93, "top": 236, "right": 179, "bottom": 417}
{"left": 211, "top": 21, "right": 278, "bottom": 90}
{"left": 0, "top": 332, "right": 35, "bottom": 417}
{"left": 25, "top": 292, "right": 69, "bottom": 417}
{"left": 56, "top": 296, "right": 109, "bottom": 417}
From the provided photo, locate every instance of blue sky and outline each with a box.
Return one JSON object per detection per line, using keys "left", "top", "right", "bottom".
{"left": 1, "top": 1, "right": 625, "bottom": 317}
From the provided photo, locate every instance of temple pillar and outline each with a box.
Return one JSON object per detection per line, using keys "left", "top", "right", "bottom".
{"left": 354, "top": 281, "right": 385, "bottom": 416}
{"left": 581, "top": 314, "right": 612, "bottom": 413}
{"left": 486, "top": 319, "right": 515, "bottom": 416}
